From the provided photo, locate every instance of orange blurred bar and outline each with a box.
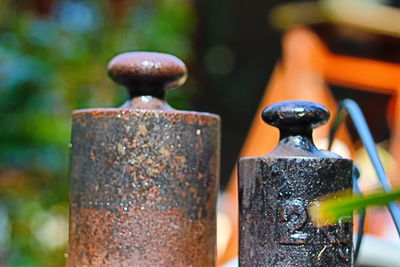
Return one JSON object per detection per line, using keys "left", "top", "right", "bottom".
{"left": 324, "top": 53, "right": 400, "bottom": 94}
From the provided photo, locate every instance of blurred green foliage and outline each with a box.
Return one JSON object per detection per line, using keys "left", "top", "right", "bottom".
{"left": 0, "top": 0, "right": 195, "bottom": 265}
{"left": 309, "top": 188, "right": 400, "bottom": 227}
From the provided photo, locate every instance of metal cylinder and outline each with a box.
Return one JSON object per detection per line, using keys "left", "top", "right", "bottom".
{"left": 238, "top": 101, "right": 353, "bottom": 266}
{"left": 67, "top": 52, "right": 220, "bottom": 266}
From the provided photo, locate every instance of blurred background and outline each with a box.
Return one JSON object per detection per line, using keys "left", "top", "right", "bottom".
{"left": 0, "top": 0, "right": 399, "bottom": 266}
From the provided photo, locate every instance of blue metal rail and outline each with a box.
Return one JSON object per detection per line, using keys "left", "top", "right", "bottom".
{"left": 328, "top": 99, "right": 400, "bottom": 261}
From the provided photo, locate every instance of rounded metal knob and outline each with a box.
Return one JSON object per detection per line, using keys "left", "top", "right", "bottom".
{"left": 108, "top": 52, "right": 187, "bottom": 99}
{"left": 262, "top": 101, "right": 330, "bottom": 133}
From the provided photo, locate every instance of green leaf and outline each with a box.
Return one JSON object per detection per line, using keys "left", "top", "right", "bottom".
{"left": 309, "top": 188, "right": 400, "bottom": 226}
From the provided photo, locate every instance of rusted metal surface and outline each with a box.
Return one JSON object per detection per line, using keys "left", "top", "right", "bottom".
{"left": 238, "top": 101, "right": 353, "bottom": 267}
{"left": 67, "top": 52, "right": 220, "bottom": 266}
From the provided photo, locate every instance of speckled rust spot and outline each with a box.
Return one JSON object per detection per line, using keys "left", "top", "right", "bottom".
{"left": 69, "top": 206, "right": 214, "bottom": 266}
{"left": 68, "top": 109, "right": 220, "bottom": 266}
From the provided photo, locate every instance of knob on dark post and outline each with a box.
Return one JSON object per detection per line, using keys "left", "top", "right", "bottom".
{"left": 262, "top": 101, "right": 330, "bottom": 157}
{"left": 108, "top": 52, "right": 187, "bottom": 109}
{"left": 262, "top": 101, "right": 329, "bottom": 136}
{"left": 239, "top": 101, "right": 353, "bottom": 266}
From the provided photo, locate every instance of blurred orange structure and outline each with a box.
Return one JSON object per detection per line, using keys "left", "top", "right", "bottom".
{"left": 218, "top": 25, "right": 400, "bottom": 265}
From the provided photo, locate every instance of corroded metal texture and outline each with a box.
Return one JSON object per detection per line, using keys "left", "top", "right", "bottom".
{"left": 238, "top": 101, "right": 353, "bottom": 267}
{"left": 67, "top": 52, "right": 220, "bottom": 266}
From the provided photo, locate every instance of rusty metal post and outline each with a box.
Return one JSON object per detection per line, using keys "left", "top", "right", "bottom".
{"left": 238, "top": 101, "right": 353, "bottom": 266}
{"left": 67, "top": 52, "right": 220, "bottom": 266}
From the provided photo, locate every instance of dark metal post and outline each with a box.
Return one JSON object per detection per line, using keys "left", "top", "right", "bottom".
{"left": 67, "top": 52, "right": 220, "bottom": 266}
{"left": 238, "top": 101, "right": 353, "bottom": 266}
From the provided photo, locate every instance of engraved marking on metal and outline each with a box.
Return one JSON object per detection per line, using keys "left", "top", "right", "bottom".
{"left": 278, "top": 199, "right": 308, "bottom": 245}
